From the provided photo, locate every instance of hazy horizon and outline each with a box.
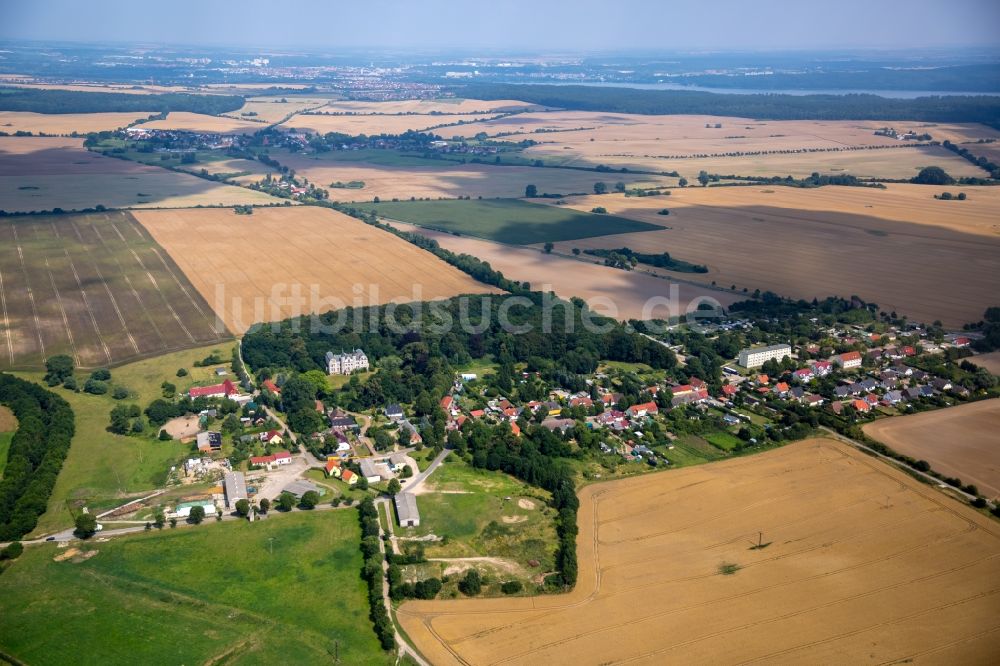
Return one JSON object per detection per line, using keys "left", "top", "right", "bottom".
{"left": 4, "top": 0, "right": 1000, "bottom": 52}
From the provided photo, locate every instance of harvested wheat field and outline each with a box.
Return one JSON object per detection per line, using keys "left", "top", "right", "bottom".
{"left": 0, "top": 136, "right": 280, "bottom": 212}
{"left": 221, "top": 96, "right": 331, "bottom": 124}
{"left": 280, "top": 112, "right": 502, "bottom": 136}
{"left": 864, "top": 400, "right": 1000, "bottom": 500}
{"left": 139, "top": 112, "right": 263, "bottom": 134}
{"left": 277, "top": 153, "right": 672, "bottom": 200}
{"left": 389, "top": 222, "right": 738, "bottom": 320}
{"left": 132, "top": 207, "right": 499, "bottom": 334}
{"left": 0, "top": 111, "right": 156, "bottom": 135}
{"left": 441, "top": 111, "right": 998, "bottom": 177}
{"left": 317, "top": 98, "right": 539, "bottom": 115}
{"left": 540, "top": 184, "right": 1000, "bottom": 326}
{"left": 400, "top": 437, "right": 1000, "bottom": 665}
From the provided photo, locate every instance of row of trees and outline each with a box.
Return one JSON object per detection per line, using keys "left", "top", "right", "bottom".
{"left": 0, "top": 374, "right": 75, "bottom": 540}
{"left": 357, "top": 498, "right": 395, "bottom": 650}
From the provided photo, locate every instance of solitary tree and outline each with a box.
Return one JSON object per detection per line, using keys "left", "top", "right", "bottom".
{"left": 235, "top": 499, "right": 250, "bottom": 517}
{"left": 74, "top": 513, "right": 98, "bottom": 539}
{"left": 698, "top": 170, "right": 711, "bottom": 187}
{"left": 459, "top": 569, "right": 482, "bottom": 596}
{"left": 593, "top": 181, "right": 607, "bottom": 195}
{"left": 543, "top": 242, "right": 554, "bottom": 254}
{"left": 387, "top": 478, "right": 402, "bottom": 496}
{"left": 189, "top": 506, "right": 206, "bottom": 524}
{"left": 277, "top": 492, "right": 296, "bottom": 511}
{"left": 299, "top": 491, "right": 320, "bottom": 509}
{"left": 524, "top": 184, "right": 538, "bottom": 198}
{"left": 678, "top": 177, "right": 689, "bottom": 187}
{"left": 259, "top": 498, "right": 271, "bottom": 514}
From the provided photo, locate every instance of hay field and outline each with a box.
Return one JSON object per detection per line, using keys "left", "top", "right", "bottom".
{"left": 399, "top": 438, "right": 1000, "bottom": 665}
{"left": 539, "top": 185, "right": 1000, "bottom": 326}
{"left": 0, "top": 211, "right": 229, "bottom": 369}
{"left": 0, "top": 80, "right": 195, "bottom": 95}
{"left": 221, "top": 96, "right": 330, "bottom": 124}
{"left": 864, "top": 400, "right": 1000, "bottom": 500}
{"left": 0, "top": 111, "right": 156, "bottom": 135}
{"left": 389, "top": 222, "right": 738, "bottom": 321}
{"left": 317, "top": 98, "right": 539, "bottom": 114}
{"left": 280, "top": 112, "right": 501, "bottom": 135}
{"left": 131, "top": 206, "right": 499, "bottom": 334}
{"left": 0, "top": 136, "right": 280, "bottom": 211}
{"left": 276, "top": 152, "right": 672, "bottom": 200}
{"left": 139, "top": 111, "right": 263, "bottom": 134}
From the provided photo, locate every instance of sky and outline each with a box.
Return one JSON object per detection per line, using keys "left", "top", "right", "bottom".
{"left": 3, "top": 0, "right": 1000, "bottom": 52}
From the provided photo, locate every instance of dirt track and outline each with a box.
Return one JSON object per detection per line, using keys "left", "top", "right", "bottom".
{"left": 398, "top": 438, "right": 1000, "bottom": 665}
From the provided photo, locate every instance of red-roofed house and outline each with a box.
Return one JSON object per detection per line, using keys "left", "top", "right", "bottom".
{"left": 324, "top": 458, "right": 342, "bottom": 477}
{"left": 250, "top": 454, "right": 276, "bottom": 468}
{"left": 469, "top": 409, "right": 485, "bottom": 419}
{"left": 510, "top": 421, "right": 521, "bottom": 438}
{"left": 773, "top": 382, "right": 791, "bottom": 396}
{"left": 953, "top": 337, "right": 971, "bottom": 348}
{"left": 263, "top": 379, "right": 280, "bottom": 394}
{"left": 721, "top": 384, "right": 738, "bottom": 397}
{"left": 570, "top": 396, "right": 594, "bottom": 408}
{"left": 272, "top": 451, "right": 292, "bottom": 465}
{"left": 440, "top": 395, "right": 455, "bottom": 412}
{"left": 189, "top": 379, "right": 238, "bottom": 399}
{"left": 851, "top": 399, "right": 871, "bottom": 413}
{"left": 342, "top": 469, "right": 358, "bottom": 485}
{"left": 689, "top": 377, "right": 706, "bottom": 389}
{"left": 627, "top": 401, "right": 659, "bottom": 418}
{"left": 809, "top": 360, "right": 833, "bottom": 376}
{"left": 260, "top": 430, "right": 283, "bottom": 445}
{"left": 756, "top": 374, "right": 770, "bottom": 385}
{"left": 792, "top": 368, "right": 814, "bottom": 382}
{"left": 671, "top": 385, "right": 694, "bottom": 396}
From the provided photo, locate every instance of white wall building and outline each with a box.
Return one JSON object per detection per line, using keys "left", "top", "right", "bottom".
{"left": 326, "top": 349, "right": 370, "bottom": 375}
{"left": 738, "top": 343, "right": 792, "bottom": 369}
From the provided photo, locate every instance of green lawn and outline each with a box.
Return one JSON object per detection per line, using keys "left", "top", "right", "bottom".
{"left": 703, "top": 430, "right": 743, "bottom": 452}
{"left": 355, "top": 198, "right": 661, "bottom": 245}
{"left": 18, "top": 342, "right": 238, "bottom": 536}
{"left": 0, "top": 431, "right": 12, "bottom": 478}
{"left": 0, "top": 512, "right": 391, "bottom": 666}
{"left": 410, "top": 457, "right": 556, "bottom": 575}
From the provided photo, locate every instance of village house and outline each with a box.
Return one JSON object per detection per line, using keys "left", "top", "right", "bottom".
{"left": 196, "top": 431, "right": 222, "bottom": 453}
{"left": 223, "top": 471, "right": 247, "bottom": 509}
{"left": 188, "top": 378, "right": 239, "bottom": 399}
{"left": 834, "top": 351, "right": 863, "bottom": 369}
{"left": 324, "top": 457, "right": 342, "bottom": 478}
{"left": 626, "top": 401, "right": 659, "bottom": 418}
{"left": 738, "top": 343, "right": 792, "bottom": 369}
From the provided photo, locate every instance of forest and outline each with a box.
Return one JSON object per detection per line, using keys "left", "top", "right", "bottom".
{"left": 0, "top": 374, "right": 75, "bottom": 541}
{"left": 0, "top": 88, "right": 244, "bottom": 115}
{"left": 451, "top": 84, "right": 1000, "bottom": 127}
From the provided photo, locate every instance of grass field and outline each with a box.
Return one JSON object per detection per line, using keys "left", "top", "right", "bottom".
{"left": 0, "top": 211, "right": 230, "bottom": 369}
{"left": 20, "top": 342, "right": 238, "bottom": 535}
{"left": 131, "top": 206, "right": 499, "bottom": 334}
{"left": 0, "top": 511, "right": 392, "bottom": 665}
{"left": 702, "top": 429, "right": 743, "bottom": 451}
{"left": 407, "top": 456, "right": 557, "bottom": 586}
{"left": 356, "top": 198, "right": 661, "bottom": 244}
{"left": 399, "top": 438, "right": 1000, "bottom": 665}
{"left": 0, "top": 110, "right": 156, "bottom": 134}
{"left": 221, "top": 96, "right": 331, "bottom": 124}
{"left": 389, "top": 221, "right": 740, "bottom": 321}
{"left": 0, "top": 136, "right": 281, "bottom": 212}
{"left": 540, "top": 184, "right": 1000, "bottom": 327}
{"left": 864, "top": 399, "right": 1000, "bottom": 500}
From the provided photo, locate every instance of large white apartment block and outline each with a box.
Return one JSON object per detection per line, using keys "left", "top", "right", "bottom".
{"left": 738, "top": 343, "right": 792, "bottom": 369}
{"left": 326, "top": 349, "right": 370, "bottom": 375}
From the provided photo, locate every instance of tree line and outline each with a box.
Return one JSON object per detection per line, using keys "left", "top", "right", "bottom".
{"left": 0, "top": 374, "right": 75, "bottom": 540}
{"left": 0, "top": 88, "right": 244, "bottom": 115}
{"left": 450, "top": 84, "right": 1000, "bottom": 128}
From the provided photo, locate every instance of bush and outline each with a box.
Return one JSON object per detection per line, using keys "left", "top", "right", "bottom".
{"left": 112, "top": 386, "right": 130, "bottom": 400}
{"left": 912, "top": 166, "right": 954, "bottom": 185}
{"left": 176, "top": 368, "right": 188, "bottom": 377}
{"left": 74, "top": 513, "right": 97, "bottom": 538}
{"left": 83, "top": 379, "right": 109, "bottom": 395}
{"left": 0, "top": 542, "right": 23, "bottom": 560}
{"left": 299, "top": 490, "right": 320, "bottom": 509}
{"left": 501, "top": 580, "right": 523, "bottom": 595}
{"left": 158, "top": 429, "right": 172, "bottom": 441}
{"left": 89, "top": 369, "right": 111, "bottom": 381}
{"left": 459, "top": 569, "right": 482, "bottom": 596}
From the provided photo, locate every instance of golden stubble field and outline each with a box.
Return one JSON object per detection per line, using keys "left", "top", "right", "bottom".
{"left": 864, "top": 399, "right": 1000, "bottom": 500}
{"left": 315, "top": 98, "right": 540, "bottom": 115}
{"left": 0, "top": 137, "right": 280, "bottom": 212}
{"left": 131, "top": 207, "right": 500, "bottom": 334}
{"left": 276, "top": 153, "right": 674, "bottom": 200}
{"left": 538, "top": 184, "right": 1000, "bottom": 327}
{"left": 973, "top": 352, "right": 1000, "bottom": 376}
{"left": 389, "top": 221, "right": 739, "bottom": 320}
{"left": 221, "top": 96, "right": 331, "bottom": 124}
{"left": 0, "top": 111, "right": 156, "bottom": 135}
{"left": 399, "top": 438, "right": 1000, "bottom": 665}
{"left": 139, "top": 112, "right": 264, "bottom": 134}
{"left": 280, "top": 112, "right": 505, "bottom": 135}
{"left": 436, "top": 111, "right": 998, "bottom": 179}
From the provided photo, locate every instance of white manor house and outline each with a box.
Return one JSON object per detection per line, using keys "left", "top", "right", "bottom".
{"left": 326, "top": 349, "right": 370, "bottom": 375}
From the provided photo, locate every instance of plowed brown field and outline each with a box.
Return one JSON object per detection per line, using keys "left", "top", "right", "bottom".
{"left": 399, "top": 438, "right": 1000, "bottom": 665}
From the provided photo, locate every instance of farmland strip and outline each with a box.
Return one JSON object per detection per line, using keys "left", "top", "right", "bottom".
{"left": 0, "top": 268, "right": 13, "bottom": 365}
{"left": 63, "top": 250, "right": 112, "bottom": 365}
{"left": 9, "top": 224, "right": 45, "bottom": 357}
